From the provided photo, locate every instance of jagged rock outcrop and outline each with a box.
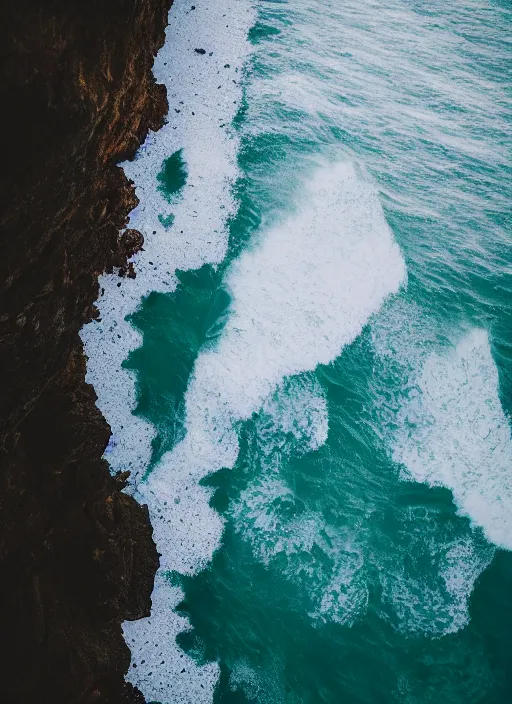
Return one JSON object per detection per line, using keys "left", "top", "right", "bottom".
{"left": 0, "top": 1, "right": 172, "bottom": 701}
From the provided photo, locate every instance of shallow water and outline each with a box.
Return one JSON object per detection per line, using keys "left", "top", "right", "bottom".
{"left": 82, "top": 0, "right": 512, "bottom": 701}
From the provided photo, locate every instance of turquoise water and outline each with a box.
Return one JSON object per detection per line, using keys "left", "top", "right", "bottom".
{"left": 113, "top": 0, "right": 512, "bottom": 701}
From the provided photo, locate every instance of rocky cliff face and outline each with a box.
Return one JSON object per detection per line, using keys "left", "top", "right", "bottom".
{"left": 0, "top": 1, "right": 172, "bottom": 701}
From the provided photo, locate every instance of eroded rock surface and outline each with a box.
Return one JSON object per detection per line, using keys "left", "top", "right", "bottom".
{"left": 0, "top": 1, "right": 172, "bottom": 701}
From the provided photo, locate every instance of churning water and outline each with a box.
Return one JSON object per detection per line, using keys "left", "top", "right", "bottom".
{"left": 81, "top": 0, "right": 512, "bottom": 701}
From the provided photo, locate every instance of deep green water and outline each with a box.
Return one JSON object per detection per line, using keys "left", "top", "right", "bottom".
{"left": 123, "top": 0, "right": 512, "bottom": 701}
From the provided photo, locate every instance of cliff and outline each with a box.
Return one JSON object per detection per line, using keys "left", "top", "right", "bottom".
{"left": 0, "top": 1, "right": 172, "bottom": 701}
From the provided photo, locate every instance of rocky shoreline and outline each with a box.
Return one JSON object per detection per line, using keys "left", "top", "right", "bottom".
{"left": 0, "top": 1, "right": 172, "bottom": 701}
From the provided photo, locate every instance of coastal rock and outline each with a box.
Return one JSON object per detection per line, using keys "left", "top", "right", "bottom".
{"left": 0, "top": 0, "right": 172, "bottom": 701}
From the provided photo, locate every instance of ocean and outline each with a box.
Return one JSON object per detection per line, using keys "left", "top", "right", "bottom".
{"left": 81, "top": 0, "right": 512, "bottom": 701}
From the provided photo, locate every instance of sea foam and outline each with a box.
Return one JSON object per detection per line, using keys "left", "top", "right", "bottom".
{"left": 370, "top": 307, "right": 508, "bottom": 634}
{"left": 393, "top": 328, "right": 512, "bottom": 551}
{"left": 80, "top": 0, "right": 254, "bottom": 485}
{"left": 80, "top": 0, "right": 255, "bottom": 700}
{"left": 375, "top": 498, "right": 495, "bottom": 637}
{"left": 229, "top": 375, "right": 369, "bottom": 627}
{"left": 138, "top": 161, "right": 405, "bottom": 631}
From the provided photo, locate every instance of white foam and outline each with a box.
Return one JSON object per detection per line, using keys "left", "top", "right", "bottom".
{"left": 442, "top": 537, "right": 493, "bottom": 618}
{"left": 229, "top": 661, "right": 262, "bottom": 700}
{"left": 80, "top": 0, "right": 255, "bottom": 699}
{"left": 225, "top": 374, "right": 368, "bottom": 626}
{"left": 254, "top": 375, "right": 329, "bottom": 461}
{"left": 232, "top": 472, "right": 369, "bottom": 626}
{"left": 393, "top": 328, "right": 512, "bottom": 550}
{"left": 80, "top": 0, "right": 255, "bottom": 483}
{"left": 217, "top": 161, "right": 405, "bottom": 413}
{"left": 230, "top": 461, "right": 369, "bottom": 627}
{"left": 122, "top": 572, "right": 219, "bottom": 703}
{"left": 232, "top": 475, "right": 320, "bottom": 564}
{"left": 371, "top": 298, "right": 440, "bottom": 367}
{"left": 315, "top": 547, "right": 368, "bottom": 626}
{"left": 140, "top": 162, "right": 404, "bottom": 636}
{"left": 378, "top": 517, "right": 494, "bottom": 637}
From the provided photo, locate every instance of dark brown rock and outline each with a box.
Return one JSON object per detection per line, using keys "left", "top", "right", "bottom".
{"left": 121, "top": 229, "right": 146, "bottom": 260}
{"left": 0, "top": 0, "right": 173, "bottom": 701}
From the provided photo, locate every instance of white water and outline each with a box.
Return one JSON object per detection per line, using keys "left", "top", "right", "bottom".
{"left": 140, "top": 159, "right": 405, "bottom": 565}
{"left": 80, "top": 0, "right": 254, "bottom": 700}
{"left": 371, "top": 312, "right": 506, "bottom": 633}
{"left": 79, "top": 0, "right": 512, "bottom": 699}
{"left": 393, "top": 328, "right": 512, "bottom": 551}
{"left": 229, "top": 375, "right": 369, "bottom": 627}
{"left": 130, "top": 162, "right": 405, "bottom": 685}
{"left": 379, "top": 528, "right": 494, "bottom": 637}
{"left": 81, "top": 0, "right": 254, "bottom": 486}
